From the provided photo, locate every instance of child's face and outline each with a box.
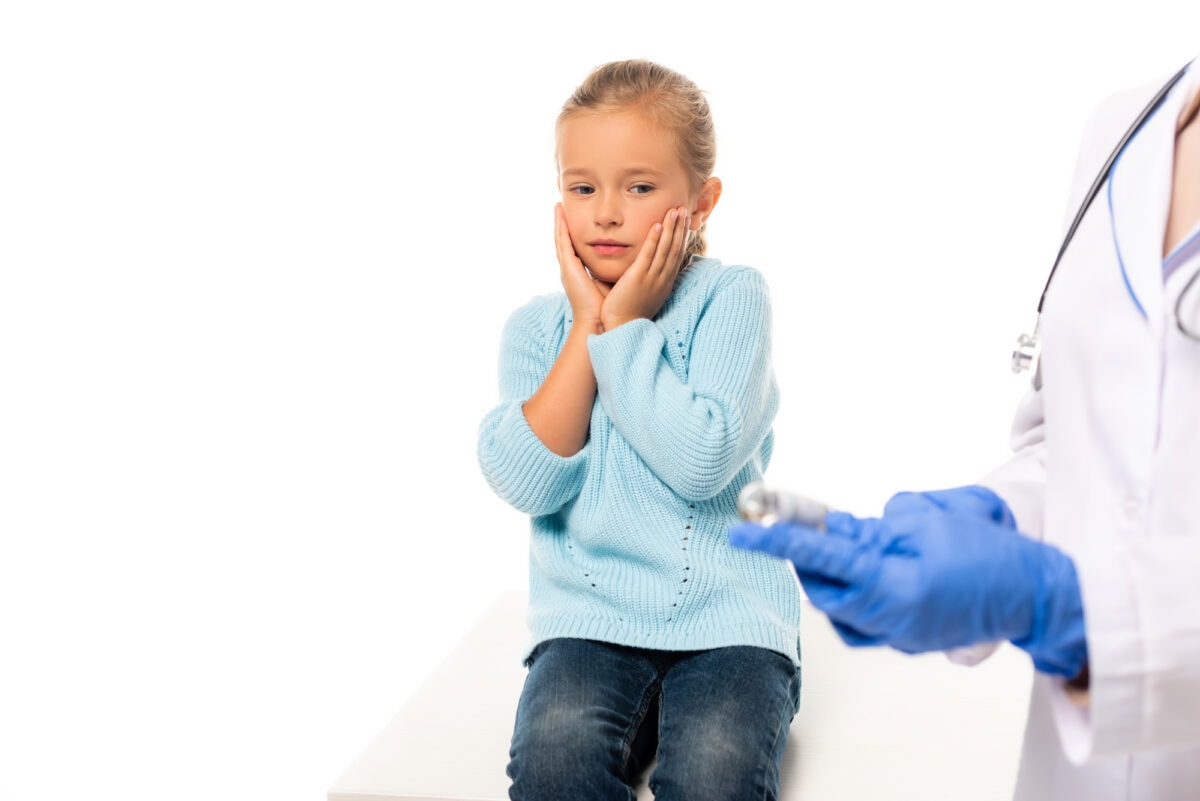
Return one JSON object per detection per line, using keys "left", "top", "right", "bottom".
{"left": 557, "top": 109, "right": 697, "bottom": 284}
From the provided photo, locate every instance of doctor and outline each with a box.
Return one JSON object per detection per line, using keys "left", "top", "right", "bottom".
{"left": 731, "top": 57, "right": 1200, "bottom": 800}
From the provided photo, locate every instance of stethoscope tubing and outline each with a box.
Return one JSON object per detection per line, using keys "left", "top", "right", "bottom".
{"left": 1036, "top": 63, "right": 1191, "bottom": 315}
{"left": 1177, "top": 269, "right": 1200, "bottom": 341}
{"left": 1015, "top": 61, "right": 1196, "bottom": 382}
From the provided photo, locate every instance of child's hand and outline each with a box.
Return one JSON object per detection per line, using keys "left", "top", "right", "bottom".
{"left": 600, "top": 207, "right": 689, "bottom": 330}
{"left": 555, "top": 204, "right": 607, "bottom": 331}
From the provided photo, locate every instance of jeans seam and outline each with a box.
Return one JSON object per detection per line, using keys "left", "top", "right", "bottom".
{"left": 620, "top": 675, "right": 660, "bottom": 784}
{"left": 757, "top": 664, "right": 799, "bottom": 801}
{"left": 758, "top": 706, "right": 787, "bottom": 801}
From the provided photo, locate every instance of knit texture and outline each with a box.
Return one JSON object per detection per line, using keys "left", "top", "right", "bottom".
{"left": 478, "top": 258, "right": 802, "bottom": 664}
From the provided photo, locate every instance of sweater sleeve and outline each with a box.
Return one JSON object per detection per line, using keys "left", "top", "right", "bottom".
{"left": 588, "top": 268, "right": 779, "bottom": 501}
{"left": 477, "top": 298, "right": 587, "bottom": 516}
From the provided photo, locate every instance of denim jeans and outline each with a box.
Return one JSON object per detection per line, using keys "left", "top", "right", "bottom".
{"left": 507, "top": 638, "right": 801, "bottom": 801}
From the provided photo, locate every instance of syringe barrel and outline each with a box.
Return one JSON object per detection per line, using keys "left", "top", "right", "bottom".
{"left": 736, "top": 481, "right": 828, "bottom": 531}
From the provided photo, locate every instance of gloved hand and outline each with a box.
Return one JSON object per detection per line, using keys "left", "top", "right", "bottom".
{"left": 880, "top": 484, "right": 1016, "bottom": 666}
{"left": 882, "top": 484, "right": 1016, "bottom": 528}
{"left": 729, "top": 509, "right": 1088, "bottom": 677}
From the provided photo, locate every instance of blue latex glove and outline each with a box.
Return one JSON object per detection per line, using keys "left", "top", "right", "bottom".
{"left": 729, "top": 509, "right": 1088, "bottom": 677}
{"left": 882, "top": 484, "right": 1016, "bottom": 529}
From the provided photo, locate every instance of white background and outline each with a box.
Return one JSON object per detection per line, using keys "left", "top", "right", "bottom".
{"left": 1, "top": 3, "right": 1197, "bottom": 799}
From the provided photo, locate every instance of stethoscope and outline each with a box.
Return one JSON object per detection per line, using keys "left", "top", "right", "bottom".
{"left": 1012, "top": 62, "right": 1200, "bottom": 388}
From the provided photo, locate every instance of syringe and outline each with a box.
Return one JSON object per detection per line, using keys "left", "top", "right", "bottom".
{"left": 739, "top": 481, "right": 999, "bottom": 665}
{"left": 736, "top": 481, "right": 829, "bottom": 531}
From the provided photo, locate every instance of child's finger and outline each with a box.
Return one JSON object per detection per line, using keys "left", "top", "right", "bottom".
{"left": 553, "top": 206, "right": 567, "bottom": 258}
{"left": 634, "top": 221, "right": 665, "bottom": 274}
{"left": 650, "top": 207, "right": 687, "bottom": 280}
{"left": 645, "top": 209, "right": 678, "bottom": 275}
{"left": 667, "top": 207, "right": 689, "bottom": 270}
{"left": 554, "top": 206, "right": 580, "bottom": 270}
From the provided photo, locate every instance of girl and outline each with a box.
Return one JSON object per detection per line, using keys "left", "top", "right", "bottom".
{"left": 478, "top": 59, "right": 802, "bottom": 801}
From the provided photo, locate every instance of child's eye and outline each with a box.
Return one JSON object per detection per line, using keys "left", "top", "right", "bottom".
{"left": 569, "top": 185, "right": 594, "bottom": 196}
{"left": 630, "top": 184, "right": 654, "bottom": 195}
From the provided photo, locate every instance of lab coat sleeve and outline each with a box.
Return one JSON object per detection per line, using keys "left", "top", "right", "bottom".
{"left": 477, "top": 297, "right": 588, "bottom": 517}
{"left": 1049, "top": 539, "right": 1200, "bottom": 761}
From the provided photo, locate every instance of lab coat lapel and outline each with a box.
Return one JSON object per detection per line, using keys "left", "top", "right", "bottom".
{"left": 1106, "top": 92, "right": 1178, "bottom": 339}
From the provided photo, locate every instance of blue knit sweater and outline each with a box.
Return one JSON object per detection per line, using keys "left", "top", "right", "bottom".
{"left": 478, "top": 258, "right": 801, "bottom": 664}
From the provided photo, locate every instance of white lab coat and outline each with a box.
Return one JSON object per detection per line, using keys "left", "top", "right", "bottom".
{"left": 979, "top": 58, "right": 1200, "bottom": 800}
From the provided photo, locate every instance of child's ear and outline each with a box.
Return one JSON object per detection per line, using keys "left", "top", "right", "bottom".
{"left": 690, "top": 177, "right": 723, "bottom": 229}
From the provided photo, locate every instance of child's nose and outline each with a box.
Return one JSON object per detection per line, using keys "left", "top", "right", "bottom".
{"left": 595, "top": 192, "right": 622, "bottom": 226}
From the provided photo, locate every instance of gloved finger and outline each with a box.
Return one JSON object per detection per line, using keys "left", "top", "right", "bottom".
{"left": 883, "top": 485, "right": 1016, "bottom": 528}
{"left": 881, "top": 491, "right": 940, "bottom": 517}
{"left": 794, "top": 568, "right": 849, "bottom": 609}
{"left": 824, "top": 510, "right": 869, "bottom": 538}
{"left": 727, "top": 520, "right": 827, "bottom": 555}
{"left": 971, "top": 486, "right": 1017, "bottom": 527}
{"left": 730, "top": 520, "right": 825, "bottom": 562}
{"left": 730, "top": 520, "right": 877, "bottom": 588}
{"left": 793, "top": 569, "right": 883, "bottom": 647}
{"left": 728, "top": 521, "right": 797, "bottom": 552}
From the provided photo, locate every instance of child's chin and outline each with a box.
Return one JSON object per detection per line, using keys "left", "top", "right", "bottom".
{"left": 587, "top": 264, "right": 628, "bottom": 284}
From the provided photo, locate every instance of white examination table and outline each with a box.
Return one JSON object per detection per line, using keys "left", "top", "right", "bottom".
{"left": 329, "top": 590, "right": 1032, "bottom": 801}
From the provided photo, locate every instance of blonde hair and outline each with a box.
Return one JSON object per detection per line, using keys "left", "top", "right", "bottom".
{"left": 557, "top": 59, "right": 717, "bottom": 263}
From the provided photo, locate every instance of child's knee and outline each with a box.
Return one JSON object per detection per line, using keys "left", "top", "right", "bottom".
{"left": 508, "top": 702, "right": 628, "bottom": 797}
{"left": 651, "top": 737, "right": 781, "bottom": 801}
